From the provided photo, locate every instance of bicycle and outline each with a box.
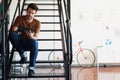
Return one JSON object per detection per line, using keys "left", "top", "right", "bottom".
{"left": 48, "top": 41, "right": 96, "bottom": 67}
{"left": 73, "top": 41, "right": 96, "bottom": 67}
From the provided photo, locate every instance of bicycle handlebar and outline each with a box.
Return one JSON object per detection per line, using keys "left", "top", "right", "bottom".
{"left": 79, "top": 41, "right": 83, "bottom": 45}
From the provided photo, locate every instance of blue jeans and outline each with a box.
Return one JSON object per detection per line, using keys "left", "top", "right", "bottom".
{"left": 9, "top": 32, "right": 38, "bottom": 69}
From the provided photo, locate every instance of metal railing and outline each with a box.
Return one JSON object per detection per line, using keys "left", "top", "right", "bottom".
{"left": 58, "top": 0, "right": 72, "bottom": 65}
{"left": 0, "top": 0, "right": 12, "bottom": 79}
{"left": 58, "top": 0, "right": 72, "bottom": 80}
{"left": 0, "top": 0, "right": 24, "bottom": 79}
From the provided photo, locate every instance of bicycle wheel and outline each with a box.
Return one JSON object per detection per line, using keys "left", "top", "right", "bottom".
{"left": 77, "top": 49, "right": 95, "bottom": 67}
{"left": 48, "top": 51, "right": 64, "bottom": 67}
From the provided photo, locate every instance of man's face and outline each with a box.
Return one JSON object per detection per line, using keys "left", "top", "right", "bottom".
{"left": 26, "top": 8, "right": 36, "bottom": 20}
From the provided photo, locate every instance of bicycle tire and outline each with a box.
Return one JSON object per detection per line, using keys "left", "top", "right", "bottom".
{"left": 77, "top": 49, "right": 95, "bottom": 67}
{"left": 48, "top": 51, "right": 64, "bottom": 67}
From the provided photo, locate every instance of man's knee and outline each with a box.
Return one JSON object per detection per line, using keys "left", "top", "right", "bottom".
{"left": 9, "top": 32, "right": 18, "bottom": 39}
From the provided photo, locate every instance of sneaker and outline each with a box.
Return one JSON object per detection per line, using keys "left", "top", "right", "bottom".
{"left": 19, "top": 57, "right": 27, "bottom": 64}
{"left": 28, "top": 69, "right": 35, "bottom": 77}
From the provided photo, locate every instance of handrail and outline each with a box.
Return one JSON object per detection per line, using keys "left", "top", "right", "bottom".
{"left": 0, "top": 0, "right": 12, "bottom": 80}
{"left": 58, "top": 0, "right": 72, "bottom": 64}
{"left": 11, "top": 0, "right": 25, "bottom": 26}
{"left": 0, "top": 0, "right": 12, "bottom": 29}
{"left": 58, "top": 0, "right": 72, "bottom": 79}
{"left": 0, "top": 0, "right": 23, "bottom": 53}
{"left": 1, "top": 0, "right": 25, "bottom": 51}
{"left": 63, "top": 0, "right": 70, "bottom": 21}
{"left": 63, "top": 0, "right": 72, "bottom": 64}
{"left": 0, "top": 0, "right": 25, "bottom": 79}
{"left": 20, "top": 0, "right": 26, "bottom": 15}
{"left": 7, "top": 0, "right": 25, "bottom": 77}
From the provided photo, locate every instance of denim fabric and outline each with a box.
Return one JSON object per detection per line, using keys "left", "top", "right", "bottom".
{"left": 9, "top": 32, "right": 38, "bottom": 68}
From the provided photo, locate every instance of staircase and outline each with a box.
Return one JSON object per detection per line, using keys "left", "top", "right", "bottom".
{"left": 8, "top": 0, "right": 72, "bottom": 80}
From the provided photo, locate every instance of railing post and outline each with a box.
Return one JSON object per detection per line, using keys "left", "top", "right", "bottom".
{"left": 2, "top": 0, "right": 9, "bottom": 80}
{"left": 2, "top": 19, "right": 7, "bottom": 80}
{"left": 18, "top": 0, "right": 21, "bottom": 15}
{"left": 2, "top": 1, "right": 6, "bottom": 80}
{"left": 67, "top": 0, "right": 70, "bottom": 19}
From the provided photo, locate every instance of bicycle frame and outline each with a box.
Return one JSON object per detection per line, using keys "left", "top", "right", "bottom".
{"left": 73, "top": 41, "right": 87, "bottom": 59}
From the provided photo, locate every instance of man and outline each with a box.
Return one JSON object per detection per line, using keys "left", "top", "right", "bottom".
{"left": 9, "top": 3, "right": 41, "bottom": 76}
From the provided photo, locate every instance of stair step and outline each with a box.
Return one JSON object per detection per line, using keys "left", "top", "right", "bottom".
{"left": 41, "top": 22, "right": 60, "bottom": 24}
{"left": 37, "top": 39, "right": 62, "bottom": 41}
{"left": 35, "top": 15, "right": 59, "bottom": 17}
{"left": 9, "top": 73, "right": 65, "bottom": 78}
{"left": 23, "top": 9, "right": 58, "bottom": 11}
{"left": 25, "top": 3, "right": 58, "bottom": 5}
{"left": 11, "top": 60, "right": 65, "bottom": 64}
{"left": 40, "top": 30, "right": 61, "bottom": 32}
{"left": 26, "top": 0, "right": 58, "bottom": 1}
{"left": 39, "top": 9, "right": 59, "bottom": 11}
{"left": 38, "top": 49, "right": 63, "bottom": 51}
{"left": 13, "top": 48, "right": 63, "bottom": 51}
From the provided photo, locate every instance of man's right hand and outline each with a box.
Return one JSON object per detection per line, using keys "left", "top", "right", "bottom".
{"left": 12, "top": 26, "right": 18, "bottom": 32}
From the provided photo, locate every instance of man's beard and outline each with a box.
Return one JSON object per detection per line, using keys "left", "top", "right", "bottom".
{"left": 27, "top": 15, "right": 33, "bottom": 20}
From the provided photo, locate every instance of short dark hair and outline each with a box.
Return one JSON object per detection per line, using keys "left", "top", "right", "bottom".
{"left": 27, "top": 3, "right": 38, "bottom": 12}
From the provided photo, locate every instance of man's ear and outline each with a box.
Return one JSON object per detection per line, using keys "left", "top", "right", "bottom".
{"left": 34, "top": 12, "right": 36, "bottom": 14}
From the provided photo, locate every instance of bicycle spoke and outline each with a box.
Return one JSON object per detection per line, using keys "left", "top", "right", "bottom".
{"left": 77, "top": 49, "right": 95, "bottom": 67}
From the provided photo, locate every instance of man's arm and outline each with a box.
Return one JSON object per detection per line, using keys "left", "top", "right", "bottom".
{"left": 10, "top": 16, "right": 20, "bottom": 32}
{"left": 33, "top": 32, "right": 39, "bottom": 39}
{"left": 11, "top": 25, "right": 18, "bottom": 32}
{"left": 33, "top": 21, "right": 41, "bottom": 39}
{"left": 24, "top": 22, "right": 41, "bottom": 40}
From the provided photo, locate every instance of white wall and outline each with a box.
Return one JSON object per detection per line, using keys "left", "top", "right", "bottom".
{"left": 71, "top": 0, "right": 120, "bottom": 65}
{"left": 71, "top": 0, "right": 120, "bottom": 48}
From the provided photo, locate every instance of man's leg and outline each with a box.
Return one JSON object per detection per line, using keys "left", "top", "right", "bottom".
{"left": 9, "top": 32, "right": 25, "bottom": 58}
{"left": 29, "top": 39, "right": 38, "bottom": 76}
{"left": 29, "top": 39, "right": 38, "bottom": 70}
{"left": 21, "top": 39, "right": 38, "bottom": 76}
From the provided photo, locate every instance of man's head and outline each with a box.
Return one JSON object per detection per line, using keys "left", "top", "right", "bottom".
{"left": 26, "top": 3, "right": 38, "bottom": 20}
{"left": 27, "top": 3, "right": 38, "bottom": 12}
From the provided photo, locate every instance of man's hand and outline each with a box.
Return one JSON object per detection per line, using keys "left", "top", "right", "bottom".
{"left": 11, "top": 26, "right": 18, "bottom": 32}
{"left": 24, "top": 29, "right": 34, "bottom": 39}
